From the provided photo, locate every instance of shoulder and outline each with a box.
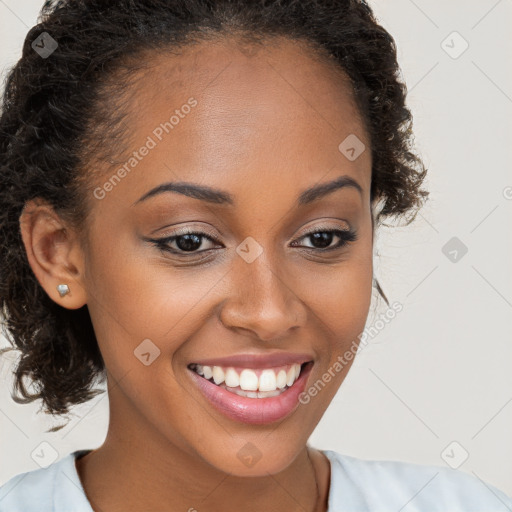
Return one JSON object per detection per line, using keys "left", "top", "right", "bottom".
{"left": 323, "top": 449, "right": 512, "bottom": 512}
{"left": 0, "top": 451, "right": 92, "bottom": 512}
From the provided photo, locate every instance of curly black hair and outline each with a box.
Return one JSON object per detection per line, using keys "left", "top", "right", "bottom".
{"left": 0, "top": 0, "right": 428, "bottom": 418}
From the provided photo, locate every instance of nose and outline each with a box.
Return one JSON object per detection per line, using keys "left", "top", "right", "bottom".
{"left": 219, "top": 253, "right": 306, "bottom": 342}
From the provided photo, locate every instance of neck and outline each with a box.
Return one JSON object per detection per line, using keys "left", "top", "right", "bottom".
{"left": 76, "top": 398, "right": 329, "bottom": 512}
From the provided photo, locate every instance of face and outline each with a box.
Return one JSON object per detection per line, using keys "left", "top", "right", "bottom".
{"left": 74, "top": 37, "right": 373, "bottom": 475}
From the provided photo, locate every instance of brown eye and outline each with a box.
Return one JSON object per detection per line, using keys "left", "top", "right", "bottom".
{"left": 172, "top": 233, "right": 209, "bottom": 252}
{"left": 291, "top": 229, "right": 358, "bottom": 251}
{"left": 145, "top": 227, "right": 357, "bottom": 259}
{"left": 146, "top": 229, "right": 221, "bottom": 256}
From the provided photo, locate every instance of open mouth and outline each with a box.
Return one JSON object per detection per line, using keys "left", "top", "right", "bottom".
{"left": 187, "top": 361, "right": 313, "bottom": 399}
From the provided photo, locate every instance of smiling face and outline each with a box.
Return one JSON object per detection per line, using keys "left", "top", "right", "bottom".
{"left": 74, "top": 36, "right": 374, "bottom": 475}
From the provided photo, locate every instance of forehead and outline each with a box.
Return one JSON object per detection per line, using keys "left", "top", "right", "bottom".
{"left": 92, "top": 36, "right": 371, "bottom": 215}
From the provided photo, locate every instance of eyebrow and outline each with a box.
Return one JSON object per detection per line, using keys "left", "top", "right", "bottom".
{"left": 132, "top": 174, "right": 363, "bottom": 207}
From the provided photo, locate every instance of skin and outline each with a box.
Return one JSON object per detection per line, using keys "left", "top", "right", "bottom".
{"left": 20, "top": 36, "right": 375, "bottom": 512}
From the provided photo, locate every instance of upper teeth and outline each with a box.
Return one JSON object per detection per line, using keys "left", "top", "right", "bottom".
{"left": 192, "top": 363, "right": 302, "bottom": 392}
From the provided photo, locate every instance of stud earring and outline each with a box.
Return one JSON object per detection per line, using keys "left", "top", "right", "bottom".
{"left": 57, "top": 284, "right": 70, "bottom": 297}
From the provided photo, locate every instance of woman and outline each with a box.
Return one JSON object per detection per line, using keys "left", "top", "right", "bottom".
{"left": 0, "top": 1, "right": 510, "bottom": 511}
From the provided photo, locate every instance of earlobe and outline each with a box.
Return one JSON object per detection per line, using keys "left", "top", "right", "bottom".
{"left": 18, "top": 199, "right": 87, "bottom": 310}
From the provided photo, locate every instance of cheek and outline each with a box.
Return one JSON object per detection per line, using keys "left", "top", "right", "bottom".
{"left": 85, "top": 214, "right": 373, "bottom": 362}
{"left": 301, "top": 235, "right": 373, "bottom": 391}
{"left": 83, "top": 233, "right": 233, "bottom": 380}
{"left": 302, "top": 233, "right": 374, "bottom": 332}
{"left": 319, "top": 258, "right": 373, "bottom": 334}
{"left": 83, "top": 218, "right": 373, "bottom": 403}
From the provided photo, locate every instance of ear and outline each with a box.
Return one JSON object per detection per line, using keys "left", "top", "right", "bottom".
{"left": 19, "top": 198, "right": 87, "bottom": 309}
{"left": 370, "top": 195, "right": 385, "bottom": 239}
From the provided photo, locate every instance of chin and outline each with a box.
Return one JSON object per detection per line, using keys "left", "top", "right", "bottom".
{"left": 195, "top": 436, "right": 305, "bottom": 477}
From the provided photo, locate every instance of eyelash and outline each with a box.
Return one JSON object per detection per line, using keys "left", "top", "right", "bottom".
{"left": 146, "top": 227, "right": 358, "bottom": 257}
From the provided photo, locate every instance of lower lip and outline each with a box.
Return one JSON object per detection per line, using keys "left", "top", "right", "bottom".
{"left": 188, "top": 362, "right": 314, "bottom": 425}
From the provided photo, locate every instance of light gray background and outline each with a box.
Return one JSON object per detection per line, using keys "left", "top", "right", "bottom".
{"left": 1, "top": 0, "right": 511, "bottom": 498}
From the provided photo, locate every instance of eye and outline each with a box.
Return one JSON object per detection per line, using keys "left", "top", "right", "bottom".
{"left": 145, "top": 228, "right": 221, "bottom": 255}
{"left": 290, "top": 228, "right": 358, "bottom": 252}
{"left": 145, "top": 226, "right": 358, "bottom": 258}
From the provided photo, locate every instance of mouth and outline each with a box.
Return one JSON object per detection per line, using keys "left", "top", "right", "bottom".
{"left": 186, "top": 360, "right": 314, "bottom": 424}
{"left": 188, "top": 361, "right": 311, "bottom": 398}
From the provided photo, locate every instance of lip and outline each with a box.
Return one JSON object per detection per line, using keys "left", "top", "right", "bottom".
{"left": 188, "top": 352, "right": 314, "bottom": 369}
{"left": 187, "top": 361, "right": 314, "bottom": 425}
